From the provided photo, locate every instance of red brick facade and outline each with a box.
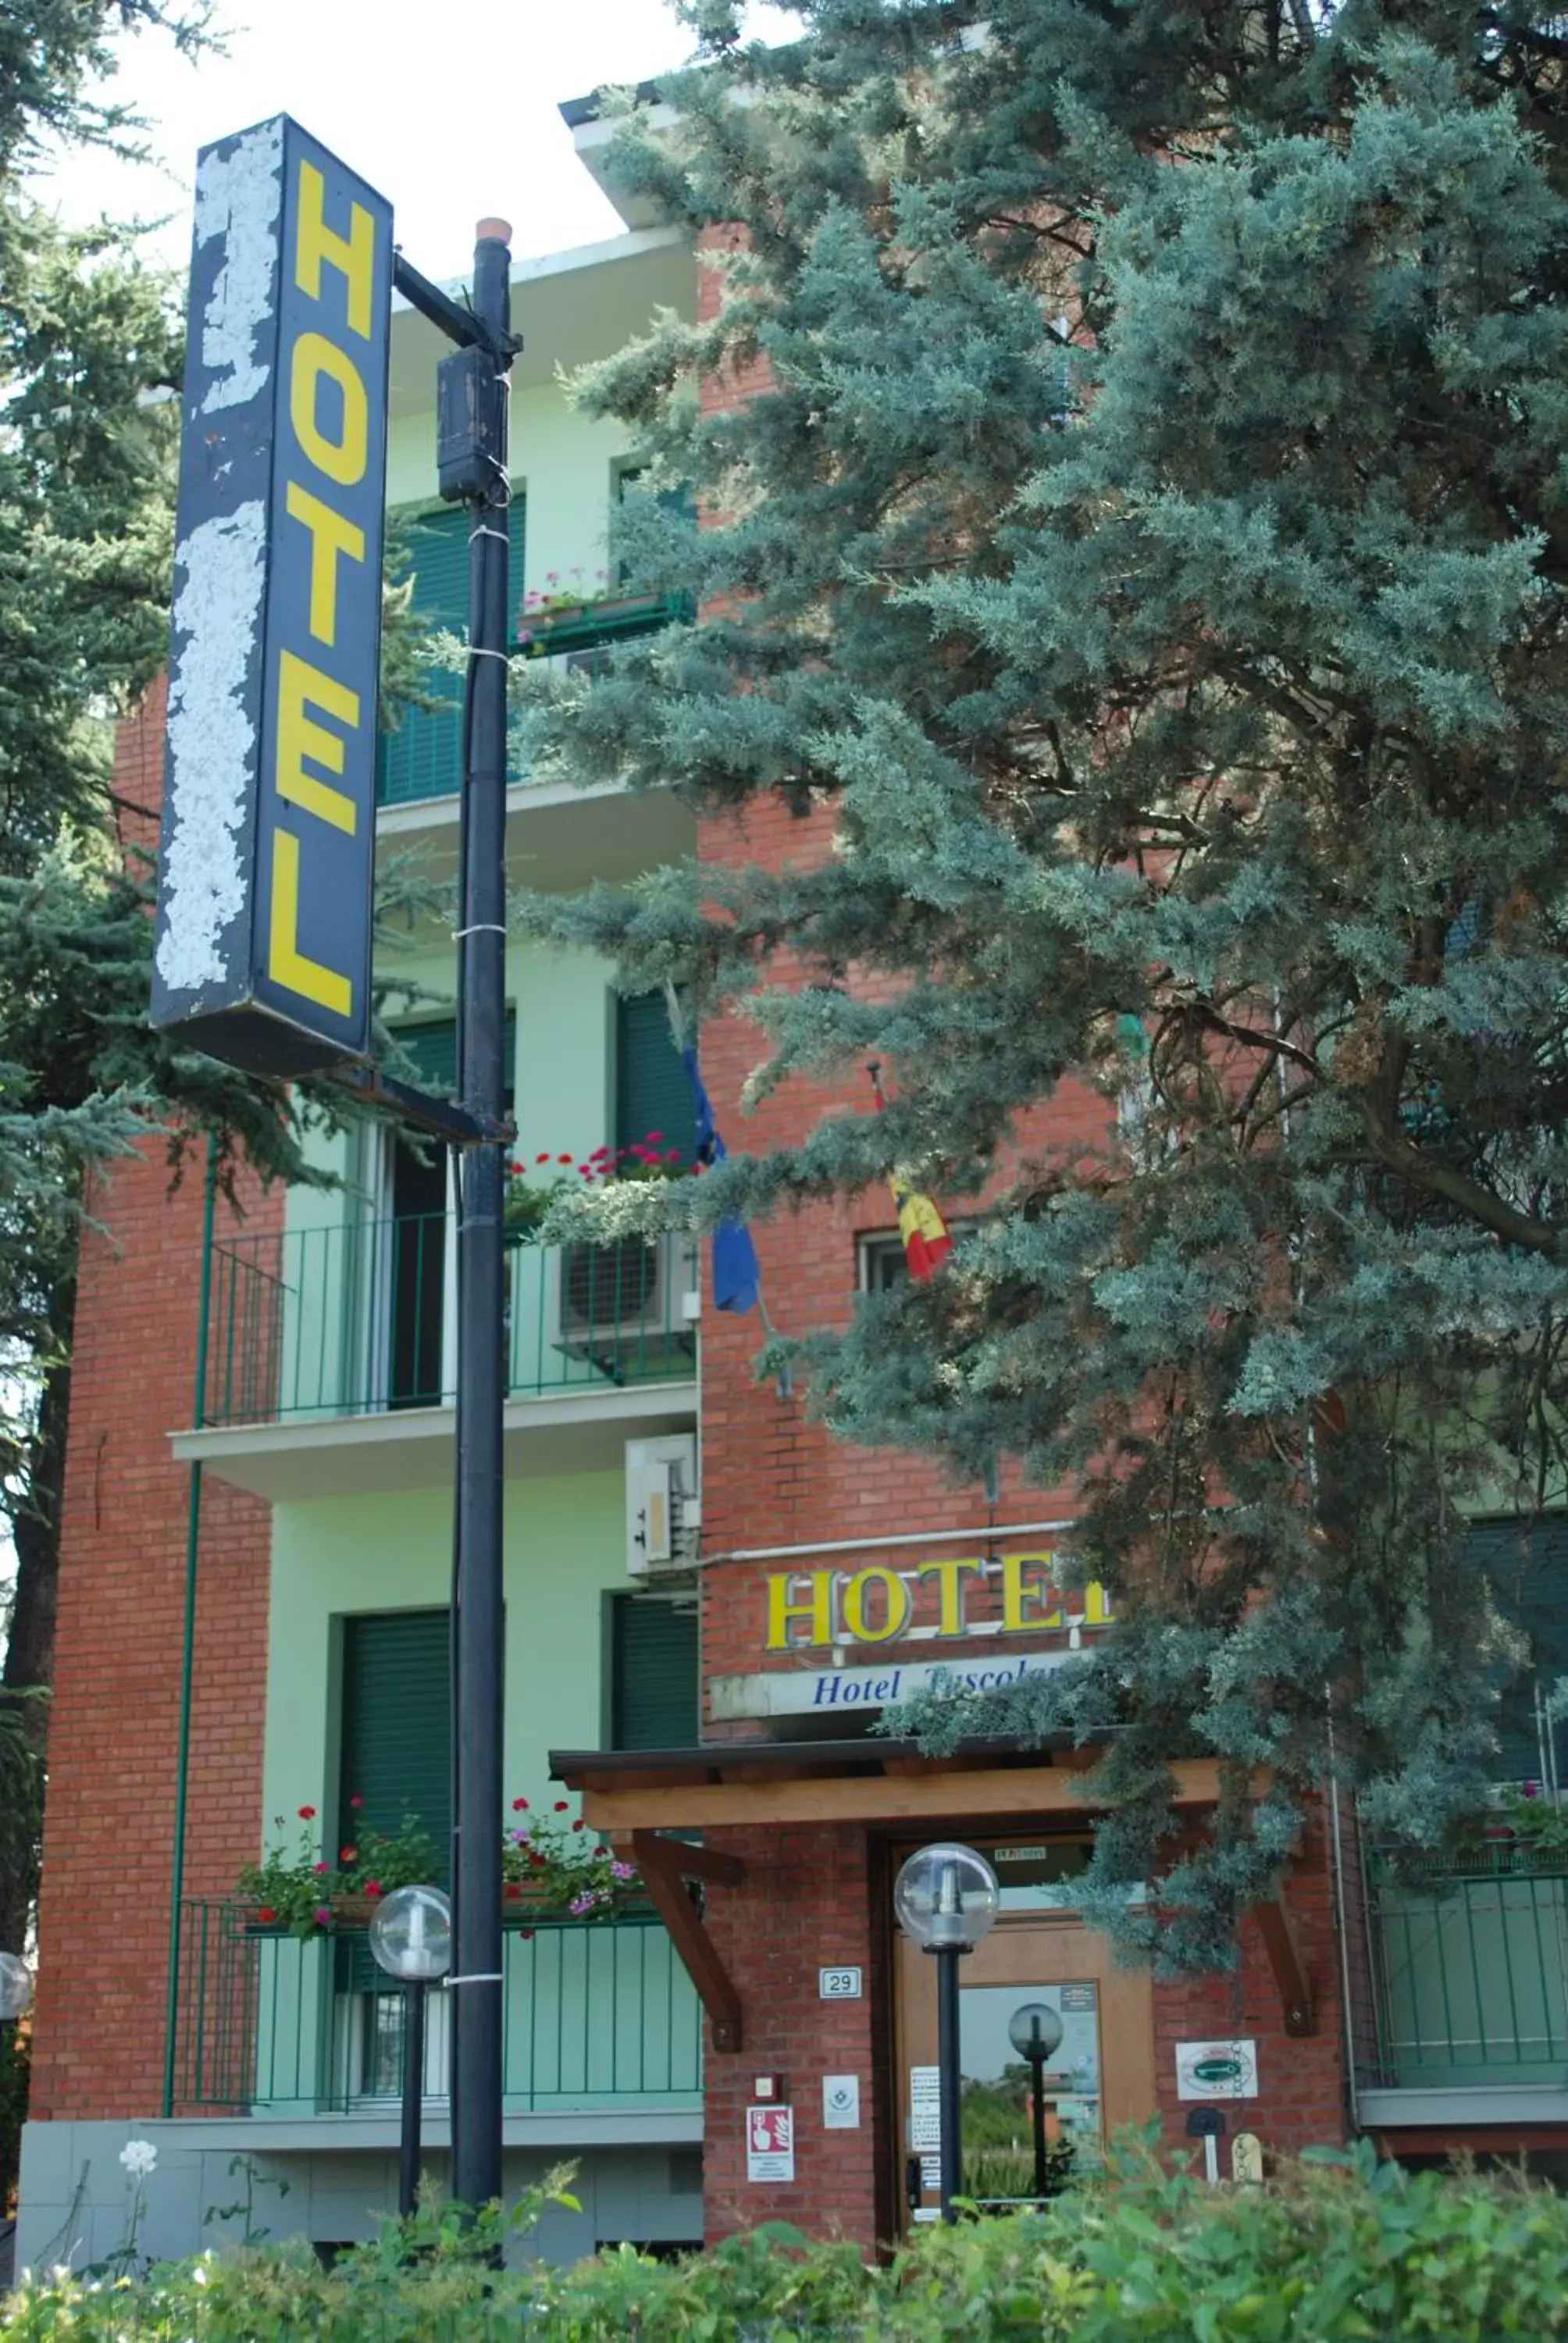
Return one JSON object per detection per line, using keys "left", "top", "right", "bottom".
{"left": 28, "top": 687, "right": 278, "bottom": 2120}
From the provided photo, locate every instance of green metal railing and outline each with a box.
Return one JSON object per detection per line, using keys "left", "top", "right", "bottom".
{"left": 1367, "top": 1846, "right": 1568, "bottom": 2087}
{"left": 169, "top": 1902, "right": 702, "bottom": 2117}
{"left": 201, "top": 1215, "right": 696, "bottom": 1425}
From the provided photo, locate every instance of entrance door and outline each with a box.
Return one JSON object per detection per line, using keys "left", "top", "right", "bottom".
{"left": 893, "top": 1838, "right": 1156, "bottom": 2225}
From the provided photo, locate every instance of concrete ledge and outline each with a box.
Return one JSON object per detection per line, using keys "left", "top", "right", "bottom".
{"left": 1360, "top": 2084, "right": 1568, "bottom": 2129}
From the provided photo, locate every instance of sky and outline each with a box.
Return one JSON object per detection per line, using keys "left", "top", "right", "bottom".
{"left": 26, "top": 0, "right": 792, "bottom": 281}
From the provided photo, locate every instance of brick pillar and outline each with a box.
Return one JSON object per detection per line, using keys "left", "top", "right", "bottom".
{"left": 27, "top": 690, "right": 280, "bottom": 2120}
{"left": 700, "top": 1824, "right": 884, "bottom": 2248}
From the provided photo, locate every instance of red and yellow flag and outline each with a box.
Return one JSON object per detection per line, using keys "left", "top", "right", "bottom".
{"left": 868, "top": 1060, "right": 952, "bottom": 1278}
{"left": 890, "top": 1172, "right": 952, "bottom": 1278}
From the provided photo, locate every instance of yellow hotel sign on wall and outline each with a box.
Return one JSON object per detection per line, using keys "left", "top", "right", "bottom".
{"left": 764, "top": 1555, "right": 1112, "bottom": 1650}
{"left": 707, "top": 1553, "right": 1114, "bottom": 1724}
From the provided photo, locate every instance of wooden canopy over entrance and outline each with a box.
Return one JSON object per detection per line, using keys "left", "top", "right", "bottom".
{"left": 548, "top": 1737, "right": 1315, "bottom": 2053}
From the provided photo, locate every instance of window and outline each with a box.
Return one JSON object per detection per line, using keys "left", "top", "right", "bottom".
{"left": 859, "top": 1232, "right": 910, "bottom": 1293}
{"left": 377, "top": 499, "right": 527, "bottom": 808}
{"left": 337, "top": 1610, "right": 451, "bottom": 2019}
{"left": 616, "top": 991, "right": 693, "bottom": 1164}
{"left": 1468, "top": 1516, "right": 1568, "bottom": 1786}
{"left": 383, "top": 1017, "right": 516, "bottom": 1407}
{"left": 609, "top": 1592, "right": 699, "bottom": 1750}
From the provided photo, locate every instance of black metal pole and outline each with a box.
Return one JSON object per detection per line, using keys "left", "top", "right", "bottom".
{"left": 400, "top": 1980, "right": 426, "bottom": 2218}
{"left": 450, "top": 214, "right": 511, "bottom": 2221}
{"left": 1028, "top": 2049, "right": 1047, "bottom": 2202}
{"left": 935, "top": 1945, "right": 963, "bottom": 2223}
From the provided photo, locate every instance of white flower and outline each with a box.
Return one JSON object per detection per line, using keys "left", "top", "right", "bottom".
{"left": 119, "top": 2138, "right": 157, "bottom": 2178}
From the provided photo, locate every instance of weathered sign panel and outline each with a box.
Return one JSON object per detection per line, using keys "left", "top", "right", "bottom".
{"left": 151, "top": 115, "right": 392, "bottom": 1075}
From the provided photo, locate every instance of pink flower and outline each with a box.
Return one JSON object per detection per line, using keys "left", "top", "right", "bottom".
{"left": 313, "top": 1905, "right": 332, "bottom": 1928}
{"left": 510, "top": 1828, "right": 528, "bottom": 1844}
{"left": 646, "top": 1131, "right": 663, "bottom": 1143}
{"left": 312, "top": 1862, "right": 328, "bottom": 1874}
{"left": 578, "top": 1164, "right": 593, "bottom": 1178}
{"left": 665, "top": 1148, "right": 682, "bottom": 1162}
{"left": 364, "top": 1880, "right": 383, "bottom": 1897}
{"left": 590, "top": 1146, "right": 611, "bottom": 1161}
{"left": 611, "top": 1860, "right": 636, "bottom": 1883}
{"left": 518, "top": 628, "right": 533, "bottom": 646}
{"left": 568, "top": 1892, "right": 595, "bottom": 1917}
{"left": 348, "top": 1795, "right": 364, "bottom": 1810}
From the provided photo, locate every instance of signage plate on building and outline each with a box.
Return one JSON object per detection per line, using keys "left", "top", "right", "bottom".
{"left": 711, "top": 1645, "right": 1076, "bottom": 1724}
{"left": 747, "top": 2104, "right": 795, "bottom": 2181}
{"left": 822, "top": 2074, "right": 861, "bottom": 2129}
{"left": 1174, "top": 2039, "right": 1258, "bottom": 2101}
{"left": 152, "top": 114, "right": 392, "bottom": 1077}
{"left": 819, "top": 1966, "right": 863, "bottom": 1999}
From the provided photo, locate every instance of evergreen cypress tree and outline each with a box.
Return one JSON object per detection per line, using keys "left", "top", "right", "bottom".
{"left": 522, "top": 0, "right": 1568, "bottom": 1963}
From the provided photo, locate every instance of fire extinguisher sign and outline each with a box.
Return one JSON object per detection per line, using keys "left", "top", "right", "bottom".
{"left": 746, "top": 2104, "right": 796, "bottom": 2182}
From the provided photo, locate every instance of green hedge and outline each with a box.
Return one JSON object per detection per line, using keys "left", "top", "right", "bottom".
{"left": 7, "top": 2142, "right": 1568, "bottom": 2341}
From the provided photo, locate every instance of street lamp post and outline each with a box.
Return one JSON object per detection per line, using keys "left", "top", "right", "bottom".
{"left": 369, "top": 1886, "right": 453, "bottom": 2218}
{"left": 893, "top": 1843, "right": 1000, "bottom": 2223}
{"left": 1007, "top": 2001, "right": 1065, "bottom": 2202}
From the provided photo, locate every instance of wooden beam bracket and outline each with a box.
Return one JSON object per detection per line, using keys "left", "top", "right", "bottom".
{"left": 632, "top": 1830, "right": 747, "bottom": 2053}
{"left": 1253, "top": 1895, "right": 1317, "bottom": 2037}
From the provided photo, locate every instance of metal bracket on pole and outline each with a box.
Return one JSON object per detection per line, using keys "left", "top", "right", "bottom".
{"left": 394, "top": 250, "right": 521, "bottom": 363}
{"left": 328, "top": 1061, "right": 511, "bottom": 1148}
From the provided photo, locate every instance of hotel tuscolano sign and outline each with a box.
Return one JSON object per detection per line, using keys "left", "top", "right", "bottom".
{"left": 707, "top": 1547, "right": 1113, "bottom": 1724}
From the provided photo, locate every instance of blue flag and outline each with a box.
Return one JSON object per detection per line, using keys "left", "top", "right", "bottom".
{"left": 682, "top": 1044, "right": 761, "bottom": 1314}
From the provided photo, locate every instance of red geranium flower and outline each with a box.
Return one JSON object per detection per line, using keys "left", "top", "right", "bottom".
{"left": 520, "top": 1928, "right": 535, "bottom": 1942}
{"left": 340, "top": 1846, "right": 357, "bottom": 1863}
{"left": 536, "top": 1150, "right": 551, "bottom": 1164}
{"left": 557, "top": 1152, "right": 572, "bottom": 1164}
{"left": 512, "top": 1796, "right": 529, "bottom": 1810}
{"left": 504, "top": 1882, "right": 521, "bottom": 1899}
{"left": 257, "top": 1906, "right": 276, "bottom": 1924}
{"left": 364, "top": 1879, "right": 383, "bottom": 1897}
{"left": 572, "top": 1819, "right": 586, "bottom": 1832}
{"left": 529, "top": 1850, "right": 545, "bottom": 1867}
{"left": 298, "top": 1805, "right": 316, "bottom": 1820}
{"left": 554, "top": 1799, "right": 568, "bottom": 1811}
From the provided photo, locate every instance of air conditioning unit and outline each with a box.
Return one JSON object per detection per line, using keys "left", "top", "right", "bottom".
{"left": 625, "top": 1434, "right": 700, "bottom": 1575}
{"left": 553, "top": 1233, "right": 670, "bottom": 1363}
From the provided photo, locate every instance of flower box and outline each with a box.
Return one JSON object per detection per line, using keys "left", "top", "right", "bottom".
{"left": 515, "top": 590, "right": 686, "bottom": 658}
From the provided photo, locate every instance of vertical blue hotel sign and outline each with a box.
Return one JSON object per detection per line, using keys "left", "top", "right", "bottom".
{"left": 152, "top": 117, "right": 392, "bottom": 1075}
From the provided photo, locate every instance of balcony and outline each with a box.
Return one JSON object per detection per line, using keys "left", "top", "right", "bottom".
{"left": 173, "top": 1218, "right": 698, "bottom": 1500}
{"left": 1360, "top": 1846, "right": 1568, "bottom": 2128}
{"left": 169, "top": 1902, "right": 701, "bottom": 2124}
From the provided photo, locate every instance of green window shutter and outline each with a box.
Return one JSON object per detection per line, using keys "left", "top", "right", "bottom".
{"left": 610, "top": 1594, "right": 699, "bottom": 1749}
{"left": 1467, "top": 1515, "right": 1568, "bottom": 1782}
{"left": 338, "top": 1609, "right": 451, "bottom": 1860}
{"left": 377, "top": 499, "right": 527, "bottom": 808}
{"left": 392, "top": 1012, "right": 517, "bottom": 1106}
{"left": 615, "top": 992, "right": 692, "bottom": 1162}
{"left": 337, "top": 1610, "right": 451, "bottom": 1995}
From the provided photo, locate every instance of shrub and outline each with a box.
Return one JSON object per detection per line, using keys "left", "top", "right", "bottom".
{"left": 8, "top": 2142, "right": 1568, "bottom": 2340}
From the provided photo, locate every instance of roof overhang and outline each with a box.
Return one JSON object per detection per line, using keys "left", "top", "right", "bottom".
{"left": 551, "top": 1735, "right": 1233, "bottom": 1833}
